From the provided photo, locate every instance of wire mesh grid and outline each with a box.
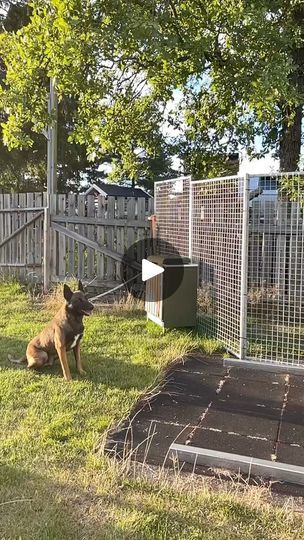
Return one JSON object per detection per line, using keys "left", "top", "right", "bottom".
{"left": 154, "top": 172, "right": 304, "bottom": 367}
{"left": 191, "top": 176, "right": 244, "bottom": 355}
{"left": 247, "top": 172, "right": 304, "bottom": 365}
{"left": 154, "top": 176, "right": 190, "bottom": 257}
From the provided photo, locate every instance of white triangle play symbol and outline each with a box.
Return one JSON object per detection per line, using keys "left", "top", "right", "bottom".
{"left": 142, "top": 259, "right": 164, "bottom": 282}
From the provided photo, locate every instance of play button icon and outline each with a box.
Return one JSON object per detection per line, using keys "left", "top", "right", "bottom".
{"left": 121, "top": 238, "right": 185, "bottom": 301}
{"left": 142, "top": 259, "right": 164, "bottom": 282}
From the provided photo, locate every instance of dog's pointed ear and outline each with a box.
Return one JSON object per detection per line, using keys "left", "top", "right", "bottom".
{"left": 78, "top": 280, "right": 84, "bottom": 292}
{"left": 63, "top": 284, "right": 73, "bottom": 302}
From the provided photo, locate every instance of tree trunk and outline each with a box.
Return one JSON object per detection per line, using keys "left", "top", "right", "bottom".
{"left": 279, "top": 2, "right": 304, "bottom": 171}
{"left": 279, "top": 104, "right": 302, "bottom": 172}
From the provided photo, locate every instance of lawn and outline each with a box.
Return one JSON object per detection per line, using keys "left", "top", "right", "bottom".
{"left": 0, "top": 280, "right": 304, "bottom": 539}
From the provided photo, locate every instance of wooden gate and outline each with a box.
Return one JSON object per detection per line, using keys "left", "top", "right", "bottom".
{"left": 0, "top": 192, "right": 153, "bottom": 287}
{"left": 0, "top": 193, "right": 46, "bottom": 282}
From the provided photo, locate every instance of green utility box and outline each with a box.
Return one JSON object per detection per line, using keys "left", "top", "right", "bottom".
{"left": 145, "top": 255, "right": 198, "bottom": 329}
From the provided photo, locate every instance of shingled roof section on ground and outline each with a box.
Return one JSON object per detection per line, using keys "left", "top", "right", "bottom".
{"left": 104, "top": 353, "right": 304, "bottom": 491}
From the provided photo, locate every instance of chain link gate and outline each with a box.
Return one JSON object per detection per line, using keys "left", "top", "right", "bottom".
{"left": 155, "top": 172, "right": 304, "bottom": 368}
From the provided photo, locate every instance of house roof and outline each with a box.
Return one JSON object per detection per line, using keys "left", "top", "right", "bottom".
{"left": 84, "top": 182, "right": 152, "bottom": 199}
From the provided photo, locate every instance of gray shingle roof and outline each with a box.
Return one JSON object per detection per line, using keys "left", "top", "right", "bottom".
{"left": 86, "top": 182, "right": 151, "bottom": 199}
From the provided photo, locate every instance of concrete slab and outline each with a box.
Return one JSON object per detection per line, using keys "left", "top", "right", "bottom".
{"left": 229, "top": 367, "right": 286, "bottom": 385}
{"left": 104, "top": 421, "right": 133, "bottom": 459}
{"left": 281, "top": 410, "right": 304, "bottom": 428}
{"left": 213, "top": 399, "right": 282, "bottom": 420}
{"left": 163, "top": 371, "right": 221, "bottom": 402}
{"left": 276, "top": 443, "right": 304, "bottom": 468}
{"left": 104, "top": 352, "right": 304, "bottom": 487}
{"left": 130, "top": 419, "right": 193, "bottom": 465}
{"left": 138, "top": 392, "right": 206, "bottom": 426}
{"left": 216, "top": 378, "right": 285, "bottom": 412}
{"left": 289, "top": 374, "right": 304, "bottom": 388}
{"left": 279, "top": 413, "right": 304, "bottom": 446}
{"left": 199, "top": 409, "right": 279, "bottom": 440}
{"left": 286, "top": 385, "right": 304, "bottom": 409}
{"left": 225, "top": 358, "right": 304, "bottom": 375}
{"left": 173, "top": 354, "right": 226, "bottom": 376}
{"left": 105, "top": 417, "right": 193, "bottom": 464}
{"left": 189, "top": 427, "right": 274, "bottom": 460}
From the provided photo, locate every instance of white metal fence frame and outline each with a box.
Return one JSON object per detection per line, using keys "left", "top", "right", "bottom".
{"left": 155, "top": 172, "right": 304, "bottom": 369}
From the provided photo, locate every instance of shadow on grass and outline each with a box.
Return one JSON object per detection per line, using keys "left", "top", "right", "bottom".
{"left": 0, "top": 463, "right": 130, "bottom": 540}
{"left": 0, "top": 335, "right": 27, "bottom": 367}
{"left": 1, "top": 462, "right": 283, "bottom": 540}
{"left": 0, "top": 335, "right": 158, "bottom": 391}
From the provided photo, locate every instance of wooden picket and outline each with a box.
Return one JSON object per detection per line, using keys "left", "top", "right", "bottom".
{"left": 0, "top": 192, "right": 44, "bottom": 282}
{"left": 0, "top": 192, "right": 153, "bottom": 286}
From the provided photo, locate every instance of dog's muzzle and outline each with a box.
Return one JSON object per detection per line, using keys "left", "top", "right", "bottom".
{"left": 82, "top": 302, "right": 94, "bottom": 316}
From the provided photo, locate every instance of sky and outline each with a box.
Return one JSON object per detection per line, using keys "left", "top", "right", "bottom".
{"left": 239, "top": 152, "right": 279, "bottom": 175}
{"left": 163, "top": 90, "right": 283, "bottom": 177}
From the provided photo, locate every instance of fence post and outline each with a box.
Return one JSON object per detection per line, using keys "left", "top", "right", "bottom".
{"left": 47, "top": 77, "right": 58, "bottom": 195}
{"left": 43, "top": 205, "right": 51, "bottom": 292}
{"left": 188, "top": 177, "right": 193, "bottom": 261}
{"left": 240, "top": 174, "right": 250, "bottom": 360}
{"left": 148, "top": 214, "right": 157, "bottom": 255}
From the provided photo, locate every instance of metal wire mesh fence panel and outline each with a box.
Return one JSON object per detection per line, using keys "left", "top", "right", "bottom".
{"left": 155, "top": 172, "right": 304, "bottom": 367}
{"left": 247, "top": 172, "right": 304, "bottom": 366}
{"left": 154, "top": 176, "right": 190, "bottom": 257}
{"left": 192, "top": 177, "right": 244, "bottom": 355}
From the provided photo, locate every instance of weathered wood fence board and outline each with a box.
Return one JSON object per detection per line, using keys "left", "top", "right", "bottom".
{"left": 0, "top": 211, "right": 44, "bottom": 249}
{"left": 0, "top": 192, "right": 153, "bottom": 285}
{"left": 0, "top": 192, "right": 45, "bottom": 282}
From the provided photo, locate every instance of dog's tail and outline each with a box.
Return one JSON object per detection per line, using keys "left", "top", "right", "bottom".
{"left": 8, "top": 354, "right": 27, "bottom": 365}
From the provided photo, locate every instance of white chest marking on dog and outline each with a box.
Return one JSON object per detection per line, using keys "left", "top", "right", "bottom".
{"left": 71, "top": 334, "right": 81, "bottom": 349}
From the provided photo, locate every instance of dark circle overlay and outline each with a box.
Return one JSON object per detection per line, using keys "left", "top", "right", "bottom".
{"left": 121, "top": 238, "right": 185, "bottom": 302}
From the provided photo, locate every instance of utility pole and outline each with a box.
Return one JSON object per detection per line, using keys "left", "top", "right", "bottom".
{"left": 44, "top": 77, "right": 57, "bottom": 292}
{"left": 47, "top": 77, "right": 58, "bottom": 194}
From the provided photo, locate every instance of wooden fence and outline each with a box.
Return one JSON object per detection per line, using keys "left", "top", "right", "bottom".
{"left": 0, "top": 192, "right": 153, "bottom": 287}
{"left": 248, "top": 199, "right": 303, "bottom": 295}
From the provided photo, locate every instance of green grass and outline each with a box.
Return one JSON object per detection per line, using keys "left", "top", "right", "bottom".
{"left": 0, "top": 281, "right": 303, "bottom": 539}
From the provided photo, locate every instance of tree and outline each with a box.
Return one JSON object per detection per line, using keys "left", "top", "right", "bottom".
{"left": 0, "top": 0, "right": 173, "bottom": 190}
{"left": 0, "top": 0, "right": 30, "bottom": 30}
{"left": 0, "top": 0, "right": 303, "bottom": 185}
{"left": 108, "top": 142, "right": 178, "bottom": 192}
{"left": 168, "top": 1, "right": 304, "bottom": 174}
{"left": 277, "top": 2, "right": 304, "bottom": 171}
{"left": 0, "top": 1, "right": 107, "bottom": 191}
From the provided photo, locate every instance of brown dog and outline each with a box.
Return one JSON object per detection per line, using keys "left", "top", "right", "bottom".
{"left": 9, "top": 281, "right": 94, "bottom": 381}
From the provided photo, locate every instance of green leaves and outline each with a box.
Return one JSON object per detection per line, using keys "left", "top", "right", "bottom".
{"left": 0, "top": 0, "right": 303, "bottom": 182}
